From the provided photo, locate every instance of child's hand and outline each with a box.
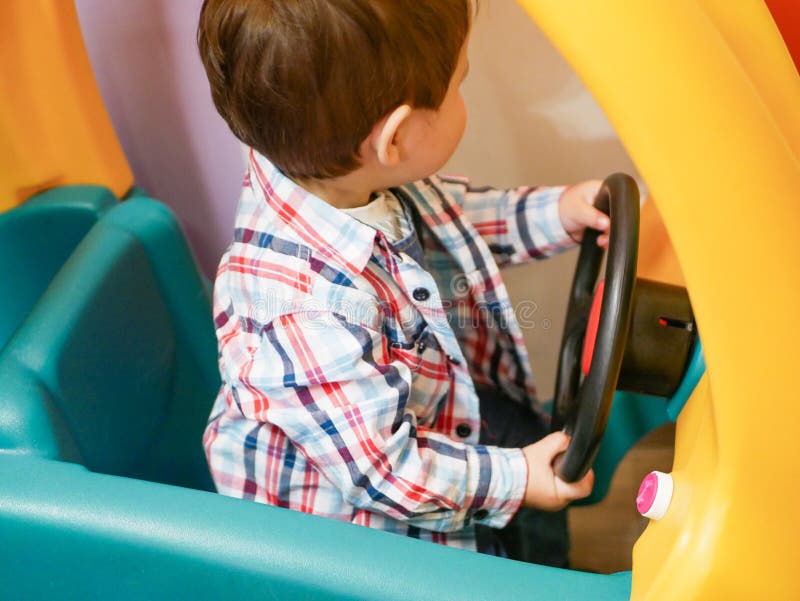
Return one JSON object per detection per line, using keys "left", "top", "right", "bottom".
{"left": 558, "top": 180, "right": 610, "bottom": 248}
{"left": 521, "top": 432, "right": 594, "bottom": 510}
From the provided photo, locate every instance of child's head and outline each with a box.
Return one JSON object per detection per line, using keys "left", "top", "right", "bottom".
{"left": 198, "top": 0, "right": 473, "bottom": 182}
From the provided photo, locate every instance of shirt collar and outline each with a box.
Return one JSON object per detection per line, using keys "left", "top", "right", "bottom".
{"left": 397, "top": 177, "right": 486, "bottom": 275}
{"left": 248, "top": 150, "right": 378, "bottom": 275}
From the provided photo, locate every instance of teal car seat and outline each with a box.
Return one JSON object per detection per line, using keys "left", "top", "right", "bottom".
{"left": 0, "top": 186, "right": 117, "bottom": 351}
{"left": 0, "top": 195, "right": 218, "bottom": 489}
{"left": 0, "top": 195, "right": 636, "bottom": 600}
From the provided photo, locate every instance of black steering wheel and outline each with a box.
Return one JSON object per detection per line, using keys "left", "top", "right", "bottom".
{"left": 551, "top": 173, "right": 640, "bottom": 482}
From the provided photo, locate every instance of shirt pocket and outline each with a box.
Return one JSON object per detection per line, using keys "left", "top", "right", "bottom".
{"left": 389, "top": 325, "right": 450, "bottom": 426}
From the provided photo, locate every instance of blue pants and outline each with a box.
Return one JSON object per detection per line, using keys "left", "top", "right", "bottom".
{"left": 474, "top": 386, "right": 570, "bottom": 567}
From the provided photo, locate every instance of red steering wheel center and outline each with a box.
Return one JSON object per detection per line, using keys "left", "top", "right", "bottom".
{"left": 581, "top": 279, "right": 606, "bottom": 376}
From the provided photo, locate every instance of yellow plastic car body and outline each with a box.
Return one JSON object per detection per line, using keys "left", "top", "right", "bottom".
{"left": 517, "top": 1, "right": 799, "bottom": 599}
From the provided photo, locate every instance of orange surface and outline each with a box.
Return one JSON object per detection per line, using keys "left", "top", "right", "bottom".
{"left": 0, "top": 1, "right": 132, "bottom": 210}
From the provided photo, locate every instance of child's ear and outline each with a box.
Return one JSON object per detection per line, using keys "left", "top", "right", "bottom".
{"left": 371, "top": 104, "right": 412, "bottom": 167}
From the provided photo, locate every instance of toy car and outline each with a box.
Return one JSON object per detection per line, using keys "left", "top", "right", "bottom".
{"left": 1, "top": 1, "right": 797, "bottom": 599}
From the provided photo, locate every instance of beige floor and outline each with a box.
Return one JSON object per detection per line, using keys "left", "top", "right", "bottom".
{"left": 568, "top": 423, "right": 676, "bottom": 574}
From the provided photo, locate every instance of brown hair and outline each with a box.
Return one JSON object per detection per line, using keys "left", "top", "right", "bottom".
{"left": 198, "top": 0, "right": 472, "bottom": 180}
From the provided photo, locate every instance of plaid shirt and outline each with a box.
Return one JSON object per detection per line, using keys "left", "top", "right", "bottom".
{"left": 204, "top": 150, "right": 573, "bottom": 550}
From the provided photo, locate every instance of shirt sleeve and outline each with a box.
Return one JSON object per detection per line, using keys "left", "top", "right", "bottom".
{"left": 230, "top": 309, "right": 528, "bottom": 532}
{"left": 437, "top": 175, "right": 575, "bottom": 267}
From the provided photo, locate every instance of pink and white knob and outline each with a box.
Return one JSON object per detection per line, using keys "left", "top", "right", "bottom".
{"left": 636, "top": 470, "right": 674, "bottom": 520}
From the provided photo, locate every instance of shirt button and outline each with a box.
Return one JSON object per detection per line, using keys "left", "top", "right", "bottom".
{"left": 456, "top": 423, "right": 472, "bottom": 438}
{"left": 446, "top": 354, "right": 461, "bottom": 366}
{"left": 412, "top": 287, "right": 431, "bottom": 302}
{"left": 473, "top": 509, "right": 489, "bottom": 521}
{"left": 417, "top": 340, "right": 427, "bottom": 354}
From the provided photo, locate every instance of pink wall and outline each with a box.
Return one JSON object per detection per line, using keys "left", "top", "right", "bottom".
{"left": 75, "top": 0, "right": 244, "bottom": 275}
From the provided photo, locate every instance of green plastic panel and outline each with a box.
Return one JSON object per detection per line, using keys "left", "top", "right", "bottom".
{"left": 0, "top": 456, "right": 632, "bottom": 601}
{"left": 0, "top": 196, "right": 217, "bottom": 490}
{"left": 0, "top": 186, "right": 116, "bottom": 351}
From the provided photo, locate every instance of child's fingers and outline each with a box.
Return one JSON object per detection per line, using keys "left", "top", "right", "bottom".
{"left": 571, "top": 198, "right": 609, "bottom": 231}
{"left": 577, "top": 179, "right": 603, "bottom": 202}
{"left": 555, "top": 469, "right": 595, "bottom": 501}
{"left": 538, "top": 431, "right": 571, "bottom": 460}
{"left": 579, "top": 469, "right": 595, "bottom": 494}
{"left": 587, "top": 206, "right": 610, "bottom": 231}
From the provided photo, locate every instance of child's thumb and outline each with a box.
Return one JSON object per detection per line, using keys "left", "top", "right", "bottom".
{"left": 539, "top": 431, "right": 571, "bottom": 459}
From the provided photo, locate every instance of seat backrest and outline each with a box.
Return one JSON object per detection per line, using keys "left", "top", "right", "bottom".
{"left": 0, "top": 197, "right": 218, "bottom": 491}
{"left": 0, "top": 186, "right": 116, "bottom": 351}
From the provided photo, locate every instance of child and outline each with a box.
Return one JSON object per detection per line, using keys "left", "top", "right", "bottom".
{"left": 198, "top": 0, "right": 604, "bottom": 564}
